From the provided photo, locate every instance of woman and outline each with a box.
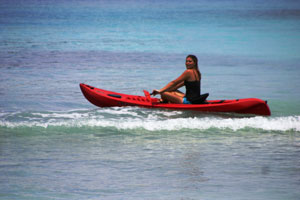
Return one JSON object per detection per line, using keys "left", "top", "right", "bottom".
{"left": 152, "top": 55, "right": 201, "bottom": 104}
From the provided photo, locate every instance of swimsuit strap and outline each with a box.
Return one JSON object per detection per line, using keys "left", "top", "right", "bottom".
{"left": 192, "top": 69, "right": 199, "bottom": 81}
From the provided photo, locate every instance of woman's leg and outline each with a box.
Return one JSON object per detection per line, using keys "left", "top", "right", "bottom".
{"left": 161, "top": 91, "right": 184, "bottom": 104}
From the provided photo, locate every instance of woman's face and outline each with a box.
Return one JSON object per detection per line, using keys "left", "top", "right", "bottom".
{"left": 186, "top": 57, "right": 195, "bottom": 69}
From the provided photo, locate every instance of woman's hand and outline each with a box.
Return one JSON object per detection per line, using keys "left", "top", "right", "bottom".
{"left": 151, "top": 89, "right": 161, "bottom": 96}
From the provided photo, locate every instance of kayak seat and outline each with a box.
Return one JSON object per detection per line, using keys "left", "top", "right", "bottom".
{"left": 190, "top": 93, "right": 209, "bottom": 104}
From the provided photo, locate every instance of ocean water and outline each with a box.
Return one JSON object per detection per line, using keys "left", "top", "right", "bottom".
{"left": 1, "top": 0, "right": 300, "bottom": 199}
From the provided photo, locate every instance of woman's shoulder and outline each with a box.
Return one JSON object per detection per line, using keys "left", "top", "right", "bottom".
{"left": 184, "top": 69, "right": 201, "bottom": 80}
{"left": 184, "top": 69, "right": 193, "bottom": 73}
{"left": 184, "top": 69, "right": 196, "bottom": 75}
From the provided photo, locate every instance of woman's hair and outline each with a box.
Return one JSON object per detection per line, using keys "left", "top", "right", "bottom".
{"left": 186, "top": 55, "right": 201, "bottom": 79}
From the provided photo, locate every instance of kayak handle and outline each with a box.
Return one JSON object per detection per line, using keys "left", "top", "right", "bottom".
{"left": 108, "top": 94, "right": 122, "bottom": 98}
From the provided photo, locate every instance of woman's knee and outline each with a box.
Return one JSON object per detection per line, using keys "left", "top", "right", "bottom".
{"left": 161, "top": 92, "right": 170, "bottom": 99}
{"left": 161, "top": 92, "right": 183, "bottom": 104}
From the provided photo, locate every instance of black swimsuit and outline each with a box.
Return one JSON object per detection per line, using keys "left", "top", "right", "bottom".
{"left": 184, "top": 70, "right": 201, "bottom": 102}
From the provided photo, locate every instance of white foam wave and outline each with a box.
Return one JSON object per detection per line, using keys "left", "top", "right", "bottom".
{"left": 81, "top": 116, "right": 300, "bottom": 132}
{"left": 1, "top": 115, "right": 300, "bottom": 132}
{"left": 96, "top": 107, "right": 182, "bottom": 118}
{"left": 31, "top": 112, "right": 90, "bottom": 119}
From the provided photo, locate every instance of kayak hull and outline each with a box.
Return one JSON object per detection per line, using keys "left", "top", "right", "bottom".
{"left": 80, "top": 83, "right": 271, "bottom": 116}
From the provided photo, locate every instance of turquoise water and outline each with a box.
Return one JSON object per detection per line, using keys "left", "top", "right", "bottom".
{"left": 1, "top": 0, "right": 300, "bottom": 199}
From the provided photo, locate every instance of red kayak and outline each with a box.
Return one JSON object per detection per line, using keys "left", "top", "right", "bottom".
{"left": 80, "top": 83, "right": 271, "bottom": 116}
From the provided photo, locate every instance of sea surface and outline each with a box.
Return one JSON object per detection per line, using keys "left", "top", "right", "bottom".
{"left": 1, "top": 0, "right": 300, "bottom": 199}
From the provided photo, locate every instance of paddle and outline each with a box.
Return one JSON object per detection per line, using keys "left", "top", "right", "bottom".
{"left": 143, "top": 90, "right": 153, "bottom": 106}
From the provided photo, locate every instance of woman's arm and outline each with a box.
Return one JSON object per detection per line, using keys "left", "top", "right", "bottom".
{"left": 168, "top": 81, "right": 184, "bottom": 91}
{"left": 153, "top": 70, "right": 189, "bottom": 95}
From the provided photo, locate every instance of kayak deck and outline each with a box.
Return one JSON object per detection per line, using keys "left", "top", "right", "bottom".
{"left": 80, "top": 83, "right": 271, "bottom": 116}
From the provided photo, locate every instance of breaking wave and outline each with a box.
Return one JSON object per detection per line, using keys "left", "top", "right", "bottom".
{"left": 0, "top": 108, "right": 299, "bottom": 132}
